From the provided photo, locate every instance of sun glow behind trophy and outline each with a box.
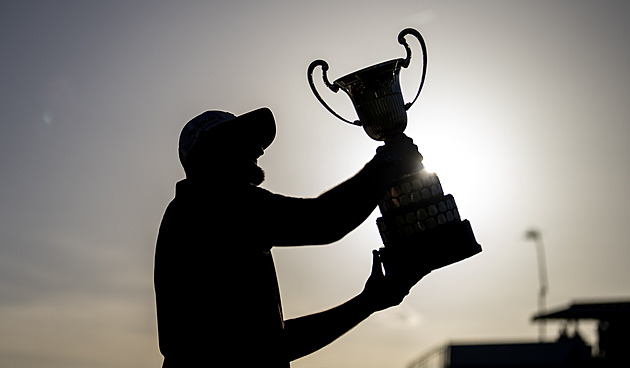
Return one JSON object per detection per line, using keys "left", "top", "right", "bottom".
{"left": 308, "top": 29, "right": 481, "bottom": 282}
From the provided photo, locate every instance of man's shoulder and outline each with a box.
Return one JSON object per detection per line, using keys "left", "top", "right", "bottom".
{"left": 173, "top": 180, "right": 294, "bottom": 208}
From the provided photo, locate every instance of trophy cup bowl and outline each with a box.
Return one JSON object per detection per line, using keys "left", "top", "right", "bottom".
{"left": 308, "top": 28, "right": 427, "bottom": 141}
{"left": 308, "top": 29, "right": 481, "bottom": 281}
{"left": 334, "top": 59, "right": 408, "bottom": 141}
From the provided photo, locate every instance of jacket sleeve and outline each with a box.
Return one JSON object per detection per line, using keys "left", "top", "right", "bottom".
{"left": 260, "top": 154, "right": 398, "bottom": 247}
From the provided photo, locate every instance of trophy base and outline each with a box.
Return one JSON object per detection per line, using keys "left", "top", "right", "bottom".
{"left": 377, "top": 220, "right": 482, "bottom": 284}
{"left": 375, "top": 168, "right": 481, "bottom": 284}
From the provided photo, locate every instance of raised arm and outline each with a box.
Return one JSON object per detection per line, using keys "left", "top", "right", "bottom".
{"left": 282, "top": 250, "right": 426, "bottom": 361}
{"left": 270, "top": 134, "right": 422, "bottom": 246}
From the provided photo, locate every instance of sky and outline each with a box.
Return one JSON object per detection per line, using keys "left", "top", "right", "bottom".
{"left": 1, "top": 1, "right": 630, "bottom": 367}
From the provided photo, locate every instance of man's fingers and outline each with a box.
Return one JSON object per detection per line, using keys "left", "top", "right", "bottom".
{"left": 371, "top": 250, "right": 384, "bottom": 277}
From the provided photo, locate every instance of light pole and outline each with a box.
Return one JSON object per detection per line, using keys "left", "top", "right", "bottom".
{"left": 525, "top": 228, "right": 548, "bottom": 341}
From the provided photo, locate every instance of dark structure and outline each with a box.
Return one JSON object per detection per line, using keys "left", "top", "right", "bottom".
{"left": 407, "top": 299, "right": 630, "bottom": 368}
{"left": 534, "top": 299, "right": 630, "bottom": 367}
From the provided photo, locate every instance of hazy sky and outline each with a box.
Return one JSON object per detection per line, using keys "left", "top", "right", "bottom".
{"left": 2, "top": 1, "right": 630, "bottom": 367}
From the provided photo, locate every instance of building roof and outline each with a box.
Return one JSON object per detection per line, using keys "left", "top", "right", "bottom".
{"left": 532, "top": 299, "right": 630, "bottom": 322}
{"left": 448, "top": 341, "right": 590, "bottom": 368}
{"left": 407, "top": 341, "right": 592, "bottom": 368}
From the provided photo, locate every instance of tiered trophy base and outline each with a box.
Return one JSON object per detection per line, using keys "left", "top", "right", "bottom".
{"left": 375, "top": 169, "right": 482, "bottom": 283}
{"left": 378, "top": 220, "right": 481, "bottom": 284}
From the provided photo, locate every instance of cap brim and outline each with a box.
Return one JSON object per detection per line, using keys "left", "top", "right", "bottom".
{"left": 228, "top": 107, "right": 276, "bottom": 149}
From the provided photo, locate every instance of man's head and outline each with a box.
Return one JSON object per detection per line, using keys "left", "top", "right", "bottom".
{"left": 178, "top": 107, "right": 276, "bottom": 185}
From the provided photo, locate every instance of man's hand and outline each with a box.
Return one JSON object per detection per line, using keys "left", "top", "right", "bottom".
{"left": 377, "top": 133, "right": 423, "bottom": 177}
{"left": 283, "top": 249, "right": 428, "bottom": 360}
{"left": 360, "top": 250, "right": 412, "bottom": 312}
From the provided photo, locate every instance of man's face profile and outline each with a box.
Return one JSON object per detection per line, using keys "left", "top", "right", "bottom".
{"left": 189, "top": 124, "right": 266, "bottom": 186}
{"left": 236, "top": 140, "right": 266, "bottom": 186}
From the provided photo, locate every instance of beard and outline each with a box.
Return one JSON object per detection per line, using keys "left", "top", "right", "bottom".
{"left": 192, "top": 157, "right": 265, "bottom": 186}
{"left": 222, "top": 160, "right": 265, "bottom": 186}
{"left": 246, "top": 161, "right": 265, "bottom": 186}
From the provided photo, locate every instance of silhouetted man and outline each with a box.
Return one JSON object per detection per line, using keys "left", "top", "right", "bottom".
{"left": 154, "top": 107, "right": 427, "bottom": 367}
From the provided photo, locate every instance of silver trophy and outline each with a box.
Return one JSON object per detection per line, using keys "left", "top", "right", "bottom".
{"left": 308, "top": 29, "right": 481, "bottom": 282}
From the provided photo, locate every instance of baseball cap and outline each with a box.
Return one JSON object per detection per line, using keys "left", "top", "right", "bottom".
{"left": 178, "top": 107, "right": 276, "bottom": 165}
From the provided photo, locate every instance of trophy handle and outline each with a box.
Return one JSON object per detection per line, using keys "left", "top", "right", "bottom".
{"left": 398, "top": 28, "right": 428, "bottom": 110}
{"left": 307, "top": 59, "right": 361, "bottom": 126}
